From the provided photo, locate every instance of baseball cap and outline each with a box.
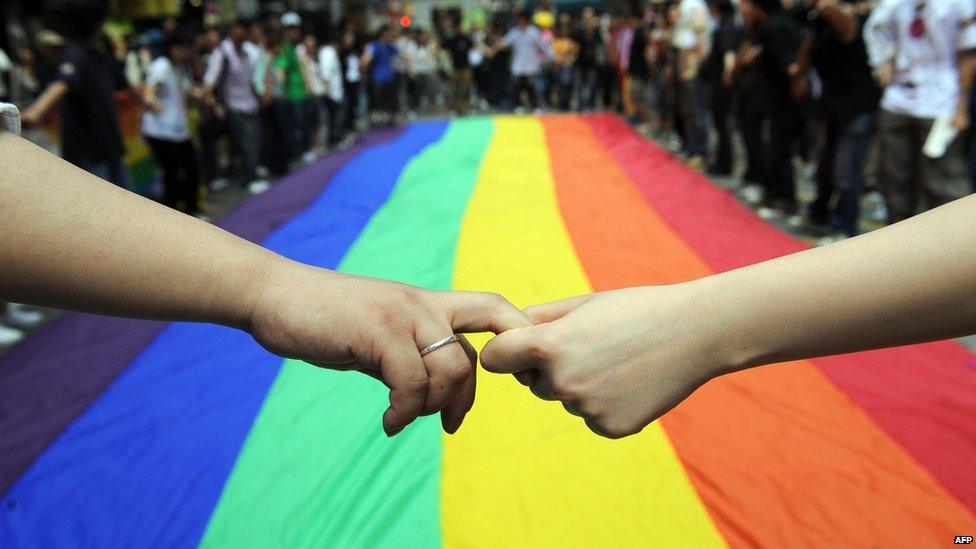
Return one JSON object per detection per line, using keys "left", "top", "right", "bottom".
{"left": 281, "top": 11, "right": 302, "bottom": 28}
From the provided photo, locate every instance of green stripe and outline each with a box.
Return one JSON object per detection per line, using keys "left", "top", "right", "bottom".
{"left": 199, "top": 118, "right": 494, "bottom": 549}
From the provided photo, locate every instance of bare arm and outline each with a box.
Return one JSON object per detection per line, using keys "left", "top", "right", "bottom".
{"left": 0, "top": 132, "right": 530, "bottom": 436}
{"left": 20, "top": 81, "right": 68, "bottom": 126}
{"left": 953, "top": 49, "right": 976, "bottom": 130}
{"left": 483, "top": 196, "right": 976, "bottom": 438}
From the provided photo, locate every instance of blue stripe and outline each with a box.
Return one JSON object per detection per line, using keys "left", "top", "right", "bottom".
{"left": 0, "top": 122, "right": 449, "bottom": 548}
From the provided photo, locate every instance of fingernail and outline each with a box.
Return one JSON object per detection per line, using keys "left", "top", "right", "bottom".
{"left": 385, "top": 424, "right": 404, "bottom": 437}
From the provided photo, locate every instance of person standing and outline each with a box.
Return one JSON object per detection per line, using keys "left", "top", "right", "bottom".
{"left": 742, "top": 0, "right": 803, "bottom": 217}
{"left": 318, "top": 33, "right": 345, "bottom": 148}
{"left": 672, "top": 0, "right": 713, "bottom": 169}
{"left": 704, "top": 0, "right": 740, "bottom": 176}
{"left": 363, "top": 26, "right": 400, "bottom": 124}
{"left": 21, "top": 3, "right": 139, "bottom": 188}
{"left": 864, "top": 0, "right": 976, "bottom": 223}
{"left": 552, "top": 20, "right": 579, "bottom": 111}
{"left": 340, "top": 30, "right": 362, "bottom": 137}
{"left": 497, "top": 13, "right": 550, "bottom": 112}
{"left": 410, "top": 30, "right": 440, "bottom": 114}
{"left": 279, "top": 13, "right": 311, "bottom": 164}
{"left": 203, "top": 20, "right": 267, "bottom": 194}
{"left": 442, "top": 18, "right": 474, "bottom": 114}
{"left": 804, "top": 0, "right": 881, "bottom": 238}
{"left": 298, "top": 34, "right": 326, "bottom": 154}
{"left": 142, "top": 29, "right": 201, "bottom": 217}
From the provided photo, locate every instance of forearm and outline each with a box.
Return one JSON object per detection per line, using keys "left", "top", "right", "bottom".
{"left": 956, "top": 50, "right": 976, "bottom": 112}
{"left": 694, "top": 195, "right": 976, "bottom": 373}
{"left": 23, "top": 81, "right": 68, "bottom": 120}
{"left": 0, "top": 132, "right": 279, "bottom": 328}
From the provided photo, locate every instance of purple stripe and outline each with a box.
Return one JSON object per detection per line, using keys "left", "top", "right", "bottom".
{"left": 0, "top": 128, "right": 402, "bottom": 495}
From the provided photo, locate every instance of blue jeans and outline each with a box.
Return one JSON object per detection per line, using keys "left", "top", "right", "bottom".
{"left": 79, "top": 158, "right": 129, "bottom": 189}
{"left": 831, "top": 113, "right": 875, "bottom": 236}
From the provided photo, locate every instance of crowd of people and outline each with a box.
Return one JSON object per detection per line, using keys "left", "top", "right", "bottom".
{"left": 1, "top": 0, "right": 975, "bottom": 347}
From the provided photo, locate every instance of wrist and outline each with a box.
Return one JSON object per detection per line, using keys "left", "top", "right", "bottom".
{"left": 218, "top": 248, "right": 289, "bottom": 332}
{"left": 681, "top": 275, "right": 769, "bottom": 377}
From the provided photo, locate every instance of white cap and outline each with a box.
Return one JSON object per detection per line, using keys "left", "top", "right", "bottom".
{"left": 281, "top": 11, "right": 302, "bottom": 28}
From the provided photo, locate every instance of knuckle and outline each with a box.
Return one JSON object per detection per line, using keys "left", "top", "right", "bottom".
{"left": 549, "top": 375, "right": 579, "bottom": 402}
{"left": 483, "top": 292, "right": 511, "bottom": 310}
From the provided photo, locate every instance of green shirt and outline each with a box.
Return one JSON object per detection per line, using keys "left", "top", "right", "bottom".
{"left": 275, "top": 42, "right": 308, "bottom": 102}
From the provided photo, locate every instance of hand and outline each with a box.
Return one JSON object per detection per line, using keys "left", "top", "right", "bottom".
{"left": 953, "top": 104, "right": 970, "bottom": 132}
{"left": 481, "top": 285, "right": 728, "bottom": 439}
{"left": 20, "top": 109, "right": 40, "bottom": 128}
{"left": 247, "top": 259, "right": 531, "bottom": 436}
{"left": 874, "top": 61, "right": 894, "bottom": 88}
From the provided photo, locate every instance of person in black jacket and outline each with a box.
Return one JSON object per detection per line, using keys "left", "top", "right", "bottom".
{"left": 742, "top": 0, "right": 803, "bottom": 217}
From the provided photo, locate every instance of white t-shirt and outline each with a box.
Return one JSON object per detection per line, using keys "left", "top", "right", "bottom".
{"left": 503, "top": 25, "right": 549, "bottom": 76}
{"left": 672, "top": 0, "right": 712, "bottom": 53}
{"left": 865, "top": 0, "right": 976, "bottom": 118}
{"left": 1, "top": 102, "right": 20, "bottom": 135}
{"left": 141, "top": 56, "right": 190, "bottom": 142}
{"left": 317, "top": 45, "right": 344, "bottom": 102}
{"left": 297, "top": 44, "right": 326, "bottom": 97}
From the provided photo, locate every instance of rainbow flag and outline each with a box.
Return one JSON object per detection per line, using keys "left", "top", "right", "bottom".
{"left": 1, "top": 115, "right": 975, "bottom": 548}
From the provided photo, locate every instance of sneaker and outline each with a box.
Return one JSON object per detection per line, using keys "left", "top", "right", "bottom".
{"left": 248, "top": 180, "right": 271, "bottom": 194}
{"left": 194, "top": 213, "right": 213, "bottom": 223}
{"left": 0, "top": 324, "right": 25, "bottom": 348}
{"left": 686, "top": 155, "right": 705, "bottom": 172}
{"left": 5, "top": 304, "right": 43, "bottom": 330}
{"left": 817, "top": 233, "right": 847, "bottom": 246}
{"left": 208, "top": 178, "right": 229, "bottom": 192}
{"left": 756, "top": 206, "right": 782, "bottom": 220}
{"left": 301, "top": 151, "right": 318, "bottom": 165}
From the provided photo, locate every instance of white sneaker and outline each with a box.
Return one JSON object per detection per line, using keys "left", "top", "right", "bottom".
{"left": 5, "top": 304, "right": 43, "bottom": 329}
{"left": 0, "top": 324, "right": 25, "bottom": 347}
{"left": 301, "top": 151, "right": 318, "bottom": 165}
{"left": 208, "top": 178, "right": 229, "bottom": 192}
{"left": 756, "top": 206, "right": 781, "bottom": 220}
{"left": 738, "top": 184, "right": 764, "bottom": 206}
{"left": 248, "top": 180, "right": 271, "bottom": 194}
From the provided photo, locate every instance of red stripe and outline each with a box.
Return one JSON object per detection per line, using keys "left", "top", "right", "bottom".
{"left": 584, "top": 113, "right": 976, "bottom": 513}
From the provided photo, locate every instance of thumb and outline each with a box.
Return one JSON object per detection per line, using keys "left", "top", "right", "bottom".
{"left": 480, "top": 325, "right": 546, "bottom": 374}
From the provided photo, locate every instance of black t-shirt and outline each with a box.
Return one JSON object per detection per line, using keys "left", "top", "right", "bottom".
{"left": 704, "top": 15, "right": 741, "bottom": 85}
{"left": 443, "top": 33, "right": 473, "bottom": 70}
{"left": 755, "top": 11, "right": 802, "bottom": 104}
{"left": 809, "top": 6, "right": 881, "bottom": 123}
{"left": 56, "top": 42, "right": 126, "bottom": 165}
{"left": 628, "top": 26, "right": 650, "bottom": 79}
{"left": 575, "top": 26, "right": 605, "bottom": 68}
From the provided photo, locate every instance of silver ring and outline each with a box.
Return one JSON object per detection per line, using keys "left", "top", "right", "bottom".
{"left": 419, "top": 334, "right": 460, "bottom": 357}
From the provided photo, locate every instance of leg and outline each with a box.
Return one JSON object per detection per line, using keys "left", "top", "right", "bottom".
{"left": 831, "top": 113, "right": 875, "bottom": 236}
{"left": 920, "top": 127, "right": 971, "bottom": 209}
{"left": 876, "top": 109, "right": 917, "bottom": 223}
{"left": 766, "top": 102, "right": 799, "bottom": 210}
{"left": 177, "top": 139, "right": 201, "bottom": 215}
{"left": 810, "top": 118, "right": 840, "bottom": 226}
{"left": 146, "top": 137, "right": 179, "bottom": 207}
{"left": 710, "top": 84, "right": 733, "bottom": 174}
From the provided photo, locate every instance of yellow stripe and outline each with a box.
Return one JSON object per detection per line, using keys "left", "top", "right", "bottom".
{"left": 443, "top": 116, "right": 726, "bottom": 548}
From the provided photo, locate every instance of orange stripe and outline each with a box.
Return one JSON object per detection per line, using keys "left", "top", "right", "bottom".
{"left": 541, "top": 114, "right": 976, "bottom": 548}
